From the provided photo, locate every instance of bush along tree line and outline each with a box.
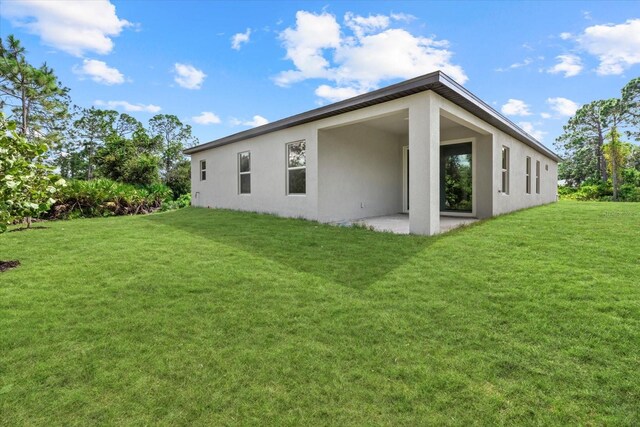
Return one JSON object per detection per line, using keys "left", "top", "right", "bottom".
{"left": 555, "top": 77, "right": 640, "bottom": 201}
{"left": 0, "top": 35, "right": 194, "bottom": 232}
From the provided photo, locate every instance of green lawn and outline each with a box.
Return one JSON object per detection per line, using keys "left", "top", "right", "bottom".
{"left": 1, "top": 201, "right": 639, "bottom": 425}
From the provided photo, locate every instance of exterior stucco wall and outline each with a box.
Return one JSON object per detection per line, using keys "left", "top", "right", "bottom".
{"left": 190, "top": 125, "right": 319, "bottom": 220}
{"left": 493, "top": 132, "right": 558, "bottom": 215}
{"left": 317, "top": 125, "right": 404, "bottom": 222}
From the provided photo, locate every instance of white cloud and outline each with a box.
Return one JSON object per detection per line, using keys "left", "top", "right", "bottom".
{"left": 540, "top": 112, "right": 552, "bottom": 119}
{"left": 547, "top": 97, "right": 579, "bottom": 117}
{"left": 2, "top": 0, "right": 131, "bottom": 56}
{"left": 275, "top": 11, "right": 342, "bottom": 86}
{"left": 231, "top": 28, "right": 251, "bottom": 50}
{"left": 501, "top": 99, "right": 532, "bottom": 116}
{"left": 73, "top": 59, "right": 125, "bottom": 85}
{"left": 344, "top": 12, "right": 390, "bottom": 38}
{"left": 173, "top": 63, "right": 206, "bottom": 89}
{"left": 275, "top": 10, "right": 467, "bottom": 102}
{"left": 548, "top": 54, "right": 583, "bottom": 77}
{"left": 390, "top": 13, "right": 417, "bottom": 23}
{"left": 245, "top": 115, "right": 269, "bottom": 127}
{"left": 332, "top": 29, "right": 466, "bottom": 87}
{"left": 230, "top": 115, "right": 269, "bottom": 127}
{"left": 314, "top": 85, "right": 366, "bottom": 102}
{"left": 559, "top": 32, "right": 573, "bottom": 40}
{"left": 496, "top": 58, "right": 533, "bottom": 72}
{"left": 518, "top": 121, "right": 547, "bottom": 141}
{"left": 510, "top": 58, "right": 533, "bottom": 69}
{"left": 94, "top": 100, "right": 161, "bottom": 113}
{"left": 192, "top": 111, "right": 221, "bottom": 125}
{"left": 577, "top": 19, "right": 640, "bottom": 75}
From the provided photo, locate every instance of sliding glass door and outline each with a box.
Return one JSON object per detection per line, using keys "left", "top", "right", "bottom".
{"left": 440, "top": 142, "right": 472, "bottom": 213}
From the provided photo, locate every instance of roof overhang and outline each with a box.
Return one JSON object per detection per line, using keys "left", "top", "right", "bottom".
{"left": 184, "top": 71, "right": 561, "bottom": 162}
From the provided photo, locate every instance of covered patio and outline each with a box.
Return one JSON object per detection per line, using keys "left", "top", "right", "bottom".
{"left": 316, "top": 92, "right": 494, "bottom": 235}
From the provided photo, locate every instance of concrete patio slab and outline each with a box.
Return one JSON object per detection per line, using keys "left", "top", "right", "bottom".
{"left": 342, "top": 214, "right": 478, "bottom": 235}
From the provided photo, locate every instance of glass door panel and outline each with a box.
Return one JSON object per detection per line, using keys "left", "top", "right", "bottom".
{"left": 440, "top": 142, "right": 472, "bottom": 213}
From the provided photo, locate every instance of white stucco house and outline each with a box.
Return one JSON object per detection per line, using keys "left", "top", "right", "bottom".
{"left": 185, "top": 71, "right": 560, "bottom": 235}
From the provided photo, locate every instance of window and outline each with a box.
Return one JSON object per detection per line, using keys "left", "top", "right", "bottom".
{"left": 287, "top": 140, "right": 306, "bottom": 194}
{"left": 536, "top": 160, "right": 541, "bottom": 194}
{"left": 525, "top": 156, "right": 532, "bottom": 194}
{"left": 501, "top": 146, "right": 509, "bottom": 194}
{"left": 200, "top": 160, "right": 206, "bottom": 181}
{"left": 238, "top": 151, "right": 251, "bottom": 194}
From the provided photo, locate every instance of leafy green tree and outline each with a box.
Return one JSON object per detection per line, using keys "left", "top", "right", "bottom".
{"left": 628, "top": 144, "right": 640, "bottom": 171}
{"left": 114, "top": 113, "right": 144, "bottom": 139}
{"left": 96, "top": 113, "right": 162, "bottom": 186}
{"left": 72, "top": 107, "right": 118, "bottom": 180}
{"left": 148, "top": 114, "right": 197, "bottom": 182}
{"left": 621, "top": 77, "right": 640, "bottom": 141}
{"left": 53, "top": 135, "right": 85, "bottom": 179}
{"left": 0, "top": 114, "right": 65, "bottom": 231}
{"left": 603, "top": 128, "right": 632, "bottom": 200}
{"left": 557, "top": 139, "right": 599, "bottom": 187}
{"left": 95, "top": 135, "right": 129, "bottom": 182}
{"left": 0, "top": 35, "right": 69, "bottom": 144}
{"left": 602, "top": 97, "right": 635, "bottom": 200}
{"left": 122, "top": 154, "right": 161, "bottom": 186}
{"left": 556, "top": 100, "right": 614, "bottom": 185}
{"left": 165, "top": 159, "right": 191, "bottom": 196}
{"left": 97, "top": 135, "right": 161, "bottom": 186}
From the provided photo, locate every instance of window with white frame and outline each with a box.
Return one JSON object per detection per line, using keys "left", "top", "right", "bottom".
{"left": 501, "top": 146, "right": 509, "bottom": 194}
{"left": 536, "top": 160, "right": 541, "bottom": 194}
{"left": 200, "top": 160, "right": 206, "bottom": 181}
{"left": 238, "top": 151, "right": 251, "bottom": 194}
{"left": 286, "top": 140, "right": 306, "bottom": 195}
{"left": 525, "top": 156, "right": 532, "bottom": 194}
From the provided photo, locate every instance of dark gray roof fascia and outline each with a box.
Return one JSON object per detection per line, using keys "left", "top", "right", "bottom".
{"left": 184, "top": 71, "right": 561, "bottom": 162}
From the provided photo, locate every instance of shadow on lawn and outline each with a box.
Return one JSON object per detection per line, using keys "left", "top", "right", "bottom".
{"left": 144, "top": 208, "right": 435, "bottom": 289}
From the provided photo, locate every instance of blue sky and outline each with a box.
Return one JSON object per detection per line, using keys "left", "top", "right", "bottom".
{"left": 1, "top": 1, "right": 638, "bottom": 150}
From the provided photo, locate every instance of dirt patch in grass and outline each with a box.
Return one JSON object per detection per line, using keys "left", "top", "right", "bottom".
{"left": 0, "top": 260, "right": 20, "bottom": 272}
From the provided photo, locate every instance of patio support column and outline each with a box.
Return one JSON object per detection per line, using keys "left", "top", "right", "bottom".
{"left": 409, "top": 92, "right": 440, "bottom": 235}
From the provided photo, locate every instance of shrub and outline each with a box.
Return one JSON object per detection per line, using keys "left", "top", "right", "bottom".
{"left": 558, "top": 186, "right": 577, "bottom": 200}
{"left": 0, "top": 114, "right": 66, "bottom": 231}
{"left": 47, "top": 179, "right": 180, "bottom": 219}
{"left": 618, "top": 184, "right": 640, "bottom": 202}
{"left": 621, "top": 168, "right": 640, "bottom": 187}
{"left": 160, "top": 193, "right": 191, "bottom": 211}
{"left": 165, "top": 159, "right": 191, "bottom": 198}
{"left": 561, "top": 181, "right": 639, "bottom": 202}
{"left": 574, "top": 184, "right": 601, "bottom": 201}
{"left": 573, "top": 182, "right": 614, "bottom": 201}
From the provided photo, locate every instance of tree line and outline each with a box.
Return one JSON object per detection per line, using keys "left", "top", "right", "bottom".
{"left": 1, "top": 35, "right": 196, "bottom": 197}
{"left": 55, "top": 109, "right": 195, "bottom": 196}
{"left": 1, "top": 35, "right": 197, "bottom": 231}
{"left": 555, "top": 77, "right": 640, "bottom": 201}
